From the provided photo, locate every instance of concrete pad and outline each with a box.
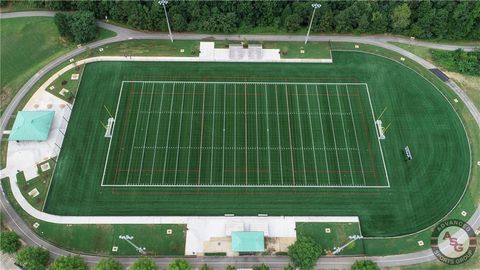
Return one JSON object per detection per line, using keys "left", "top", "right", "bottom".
{"left": 28, "top": 188, "right": 39, "bottom": 197}
{"left": 40, "top": 162, "right": 50, "bottom": 172}
{"left": 24, "top": 165, "right": 39, "bottom": 181}
{"left": 59, "top": 88, "right": 69, "bottom": 96}
{"left": 71, "top": 74, "right": 79, "bottom": 80}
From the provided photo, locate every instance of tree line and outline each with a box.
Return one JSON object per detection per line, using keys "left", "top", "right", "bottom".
{"left": 1, "top": 229, "right": 380, "bottom": 270}
{"left": 9, "top": 0, "right": 480, "bottom": 40}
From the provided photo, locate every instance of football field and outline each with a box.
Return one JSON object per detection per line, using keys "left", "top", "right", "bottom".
{"left": 44, "top": 52, "right": 471, "bottom": 236}
{"left": 102, "top": 81, "right": 389, "bottom": 188}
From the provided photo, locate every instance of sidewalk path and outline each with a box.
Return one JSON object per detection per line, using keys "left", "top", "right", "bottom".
{"left": 1, "top": 11, "right": 479, "bottom": 269}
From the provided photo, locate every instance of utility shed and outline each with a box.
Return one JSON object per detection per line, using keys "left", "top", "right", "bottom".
{"left": 9, "top": 111, "right": 55, "bottom": 141}
{"left": 231, "top": 231, "right": 265, "bottom": 252}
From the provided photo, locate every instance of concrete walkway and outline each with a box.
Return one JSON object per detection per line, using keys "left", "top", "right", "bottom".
{"left": 1, "top": 11, "right": 479, "bottom": 269}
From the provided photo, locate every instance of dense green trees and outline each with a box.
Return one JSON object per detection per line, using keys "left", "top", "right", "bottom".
{"left": 431, "top": 49, "right": 480, "bottom": 75}
{"left": 168, "top": 258, "right": 192, "bottom": 270}
{"left": 350, "top": 260, "right": 380, "bottom": 270}
{"left": 49, "top": 255, "right": 88, "bottom": 270}
{"left": 0, "top": 231, "right": 20, "bottom": 253}
{"left": 94, "top": 257, "right": 124, "bottom": 270}
{"left": 16, "top": 247, "right": 50, "bottom": 270}
{"left": 130, "top": 257, "right": 158, "bottom": 270}
{"left": 27, "top": 0, "right": 480, "bottom": 40}
{"left": 287, "top": 236, "right": 322, "bottom": 270}
{"left": 54, "top": 11, "right": 97, "bottom": 44}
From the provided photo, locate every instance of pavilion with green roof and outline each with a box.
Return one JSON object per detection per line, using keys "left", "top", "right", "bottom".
{"left": 231, "top": 231, "right": 265, "bottom": 253}
{"left": 9, "top": 111, "right": 55, "bottom": 141}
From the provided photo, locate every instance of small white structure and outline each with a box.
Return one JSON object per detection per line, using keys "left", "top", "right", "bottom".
{"left": 199, "top": 42, "right": 280, "bottom": 62}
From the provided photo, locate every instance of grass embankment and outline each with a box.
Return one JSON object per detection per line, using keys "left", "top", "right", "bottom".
{"left": 390, "top": 42, "right": 480, "bottom": 108}
{"left": 1, "top": 178, "right": 186, "bottom": 256}
{"left": 16, "top": 160, "right": 53, "bottom": 211}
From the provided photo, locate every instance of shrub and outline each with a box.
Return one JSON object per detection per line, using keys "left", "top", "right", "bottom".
{"left": 0, "top": 231, "right": 20, "bottom": 253}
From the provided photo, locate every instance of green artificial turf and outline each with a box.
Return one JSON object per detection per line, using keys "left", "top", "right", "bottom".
{"left": 44, "top": 51, "right": 470, "bottom": 237}
{"left": 102, "top": 81, "right": 386, "bottom": 188}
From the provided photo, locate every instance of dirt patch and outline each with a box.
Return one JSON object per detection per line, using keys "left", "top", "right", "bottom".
{"left": 0, "top": 86, "right": 13, "bottom": 110}
{"left": 444, "top": 71, "right": 480, "bottom": 106}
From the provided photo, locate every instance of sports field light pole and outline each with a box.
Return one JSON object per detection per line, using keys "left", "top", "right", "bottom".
{"left": 332, "top": 235, "right": 363, "bottom": 255}
{"left": 159, "top": 0, "right": 173, "bottom": 43}
{"left": 305, "top": 3, "right": 321, "bottom": 44}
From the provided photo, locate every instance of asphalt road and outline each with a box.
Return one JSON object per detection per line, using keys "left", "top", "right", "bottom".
{"left": 1, "top": 11, "right": 479, "bottom": 269}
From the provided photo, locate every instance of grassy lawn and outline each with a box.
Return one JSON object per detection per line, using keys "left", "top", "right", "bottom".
{"left": 0, "top": 17, "right": 74, "bottom": 115}
{"left": 296, "top": 222, "right": 364, "bottom": 255}
{"left": 15, "top": 160, "right": 53, "bottom": 211}
{"left": 95, "top": 40, "right": 200, "bottom": 57}
{"left": 1, "top": 178, "right": 187, "bottom": 256}
{"left": 46, "top": 65, "right": 85, "bottom": 103}
{"left": 0, "top": 17, "right": 116, "bottom": 115}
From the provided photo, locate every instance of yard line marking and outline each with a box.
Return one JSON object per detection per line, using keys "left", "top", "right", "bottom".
{"left": 315, "top": 85, "right": 331, "bottom": 185}
{"left": 336, "top": 85, "right": 355, "bottom": 185}
{"left": 197, "top": 83, "right": 207, "bottom": 185}
{"left": 209, "top": 84, "right": 217, "bottom": 184}
{"left": 161, "top": 82, "right": 176, "bottom": 184}
{"left": 174, "top": 83, "right": 187, "bottom": 184}
{"left": 274, "top": 85, "right": 284, "bottom": 185}
{"left": 255, "top": 84, "right": 260, "bottom": 184}
{"left": 137, "top": 83, "right": 155, "bottom": 184}
{"left": 305, "top": 85, "right": 320, "bottom": 185}
{"left": 346, "top": 85, "right": 366, "bottom": 185}
{"left": 234, "top": 84, "right": 237, "bottom": 185}
{"left": 284, "top": 84, "right": 296, "bottom": 186}
{"left": 222, "top": 84, "right": 226, "bottom": 185}
{"left": 264, "top": 84, "right": 272, "bottom": 185}
{"left": 245, "top": 82, "right": 248, "bottom": 185}
{"left": 295, "top": 85, "right": 308, "bottom": 185}
{"left": 150, "top": 84, "right": 166, "bottom": 184}
{"left": 325, "top": 85, "right": 343, "bottom": 185}
{"left": 126, "top": 82, "right": 145, "bottom": 185}
{"left": 140, "top": 111, "right": 352, "bottom": 116}
{"left": 185, "top": 83, "right": 196, "bottom": 185}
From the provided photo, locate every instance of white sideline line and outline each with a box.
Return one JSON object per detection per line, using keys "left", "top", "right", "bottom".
{"left": 174, "top": 83, "right": 187, "bottom": 185}
{"left": 161, "top": 82, "right": 176, "bottom": 185}
{"left": 139, "top": 111, "right": 352, "bottom": 116}
{"left": 346, "top": 85, "right": 367, "bottom": 186}
{"left": 102, "top": 183, "right": 390, "bottom": 188}
{"left": 123, "top": 80, "right": 368, "bottom": 86}
{"left": 125, "top": 82, "right": 145, "bottom": 185}
{"left": 326, "top": 85, "right": 343, "bottom": 185}
{"left": 365, "top": 84, "right": 391, "bottom": 187}
{"left": 132, "top": 146, "right": 359, "bottom": 151}
{"left": 137, "top": 83, "right": 155, "bottom": 184}
{"left": 315, "top": 85, "right": 331, "bottom": 185}
{"left": 336, "top": 85, "right": 355, "bottom": 185}
{"left": 149, "top": 84, "right": 166, "bottom": 185}
{"left": 185, "top": 83, "right": 196, "bottom": 186}
{"left": 305, "top": 85, "right": 320, "bottom": 185}
{"left": 100, "top": 81, "right": 125, "bottom": 186}
{"left": 294, "top": 85, "right": 307, "bottom": 184}
{"left": 264, "top": 84, "right": 272, "bottom": 185}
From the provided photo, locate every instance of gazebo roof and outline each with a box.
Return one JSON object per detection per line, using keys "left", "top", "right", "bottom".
{"left": 9, "top": 111, "right": 55, "bottom": 141}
